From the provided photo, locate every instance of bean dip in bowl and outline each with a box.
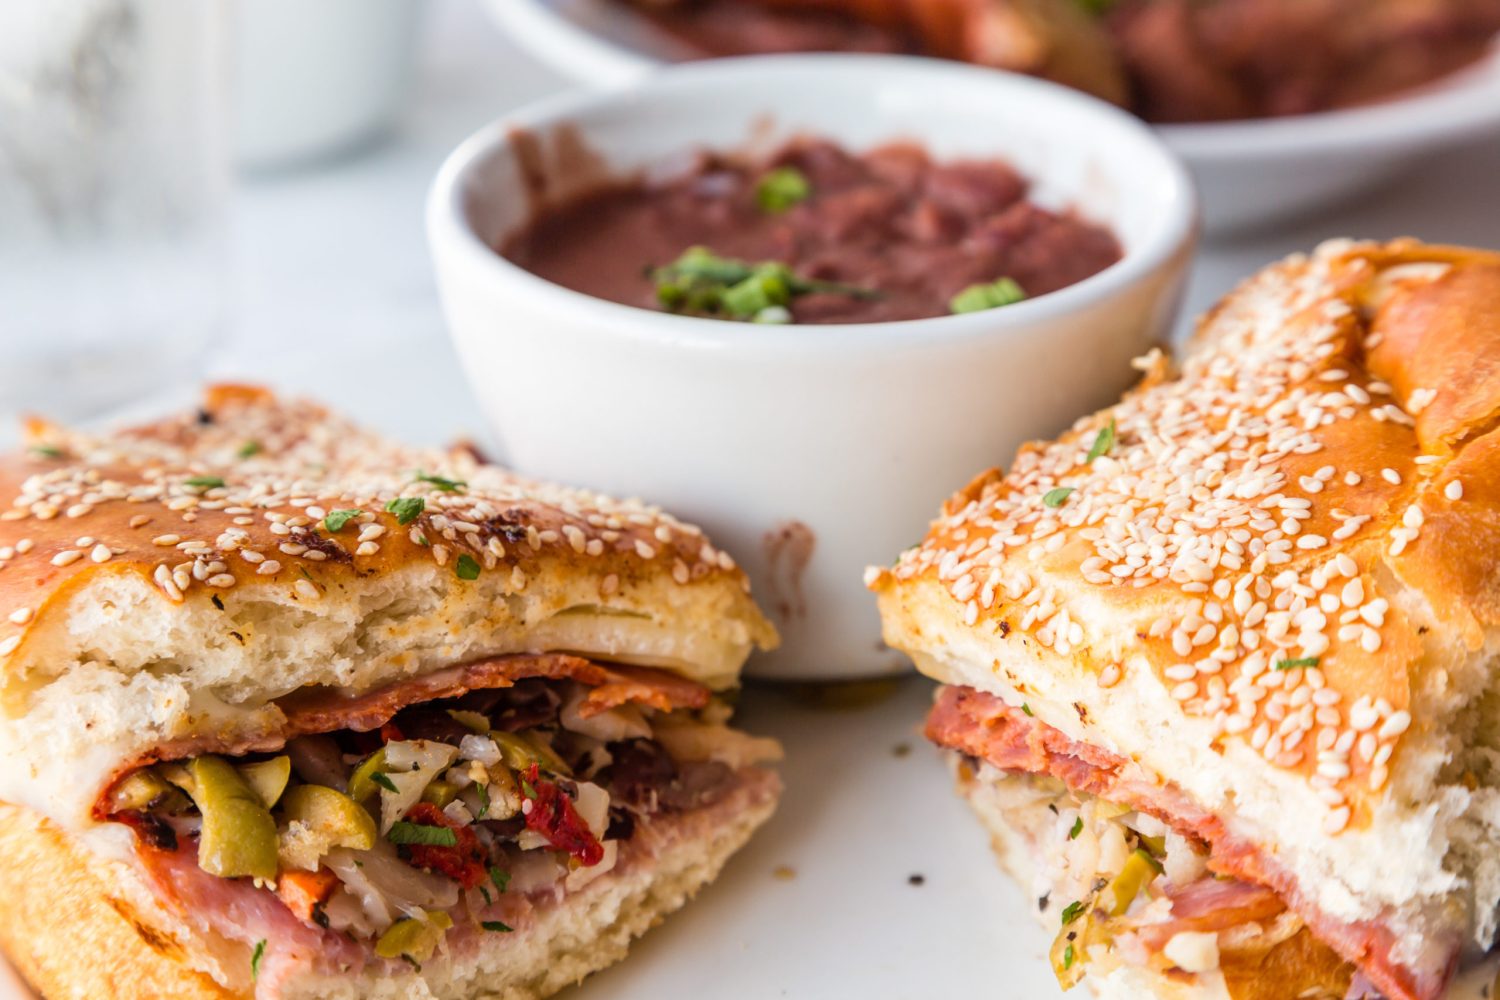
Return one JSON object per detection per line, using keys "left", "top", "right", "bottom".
{"left": 428, "top": 54, "right": 1196, "bottom": 681}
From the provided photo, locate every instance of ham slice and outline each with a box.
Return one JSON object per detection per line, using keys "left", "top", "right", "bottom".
{"left": 1134, "top": 878, "right": 1286, "bottom": 952}
{"left": 926, "top": 685, "right": 1456, "bottom": 1000}
{"left": 96, "top": 654, "right": 710, "bottom": 818}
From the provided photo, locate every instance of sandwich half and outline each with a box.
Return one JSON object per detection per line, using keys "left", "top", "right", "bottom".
{"left": 870, "top": 240, "right": 1500, "bottom": 999}
{"left": 0, "top": 385, "right": 781, "bottom": 999}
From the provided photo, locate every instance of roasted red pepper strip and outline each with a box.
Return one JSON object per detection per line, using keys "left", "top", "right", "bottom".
{"left": 521, "top": 764, "right": 605, "bottom": 866}
{"left": 399, "top": 802, "right": 488, "bottom": 889}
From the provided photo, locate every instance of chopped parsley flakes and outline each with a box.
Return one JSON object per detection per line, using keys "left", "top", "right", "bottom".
{"left": 414, "top": 471, "right": 466, "bottom": 492}
{"left": 1086, "top": 419, "right": 1116, "bottom": 463}
{"left": 387, "top": 822, "right": 457, "bottom": 847}
{"left": 322, "top": 509, "right": 362, "bottom": 532}
{"left": 1043, "top": 487, "right": 1075, "bottom": 508}
{"left": 385, "top": 496, "right": 425, "bottom": 525}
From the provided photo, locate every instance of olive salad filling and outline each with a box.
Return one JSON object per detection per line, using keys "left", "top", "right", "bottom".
{"left": 103, "top": 677, "right": 749, "bottom": 968}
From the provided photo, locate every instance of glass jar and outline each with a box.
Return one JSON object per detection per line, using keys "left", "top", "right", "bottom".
{"left": 0, "top": 0, "right": 230, "bottom": 442}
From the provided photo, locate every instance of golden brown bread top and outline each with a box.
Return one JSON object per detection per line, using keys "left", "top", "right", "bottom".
{"left": 870, "top": 239, "right": 1500, "bottom": 833}
{"left": 0, "top": 385, "right": 762, "bottom": 691}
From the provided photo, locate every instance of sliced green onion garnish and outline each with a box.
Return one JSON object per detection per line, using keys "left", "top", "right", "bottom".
{"left": 755, "top": 166, "right": 812, "bottom": 214}
{"left": 950, "top": 277, "right": 1027, "bottom": 315}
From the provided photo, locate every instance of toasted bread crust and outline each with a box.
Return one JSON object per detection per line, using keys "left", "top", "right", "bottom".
{"left": 873, "top": 240, "right": 1500, "bottom": 997}
{"left": 0, "top": 803, "right": 235, "bottom": 1000}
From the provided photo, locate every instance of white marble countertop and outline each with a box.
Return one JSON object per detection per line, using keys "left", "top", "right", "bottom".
{"left": 6, "top": 3, "right": 1500, "bottom": 998}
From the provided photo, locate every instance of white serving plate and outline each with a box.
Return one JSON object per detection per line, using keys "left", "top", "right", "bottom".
{"left": 484, "top": 0, "right": 1500, "bottom": 234}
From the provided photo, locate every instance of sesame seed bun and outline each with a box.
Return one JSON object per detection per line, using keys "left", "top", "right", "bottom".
{"left": 0, "top": 385, "right": 775, "bottom": 829}
{"left": 871, "top": 240, "right": 1500, "bottom": 998}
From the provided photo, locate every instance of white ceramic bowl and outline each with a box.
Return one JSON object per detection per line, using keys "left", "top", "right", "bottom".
{"left": 487, "top": 0, "right": 1500, "bottom": 234}
{"left": 428, "top": 54, "right": 1195, "bottom": 681}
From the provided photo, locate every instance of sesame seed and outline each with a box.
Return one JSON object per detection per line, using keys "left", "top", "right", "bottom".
{"left": 634, "top": 540, "right": 656, "bottom": 560}
{"left": 294, "top": 579, "right": 320, "bottom": 601}
{"left": 89, "top": 543, "right": 112, "bottom": 563}
{"left": 1446, "top": 480, "right": 1464, "bottom": 501}
{"left": 1381, "top": 468, "right": 1402, "bottom": 485}
{"left": 257, "top": 560, "right": 281, "bottom": 575}
{"left": 206, "top": 574, "right": 236, "bottom": 588}
{"left": 50, "top": 549, "right": 82, "bottom": 567}
{"left": 1379, "top": 711, "right": 1411, "bottom": 740}
{"left": 1322, "top": 807, "right": 1351, "bottom": 835}
{"left": 154, "top": 564, "right": 183, "bottom": 601}
{"left": 8, "top": 607, "right": 31, "bottom": 625}
{"left": 0, "top": 636, "right": 19, "bottom": 656}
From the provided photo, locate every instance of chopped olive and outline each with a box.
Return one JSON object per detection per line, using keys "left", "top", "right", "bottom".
{"left": 347, "top": 748, "right": 390, "bottom": 803}
{"left": 1105, "top": 849, "right": 1160, "bottom": 916}
{"left": 446, "top": 709, "right": 492, "bottom": 735}
{"left": 373, "top": 910, "right": 453, "bottom": 965}
{"left": 110, "top": 770, "right": 174, "bottom": 813}
{"left": 239, "top": 756, "right": 291, "bottom": 809}
{"left": 178, "top": 756, "right": 280, "bottom": 881}
{"left": 490, "top": 731, "right": 571, "bottom": 777}
{"left": 420, "top": 780, "right": 459, "bottom": 809}
{"left": 280, "top": 784, "right": 377, "bottom": 853}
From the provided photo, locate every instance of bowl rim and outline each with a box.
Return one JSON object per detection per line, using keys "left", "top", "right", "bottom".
{"left": 1160, "top": 45, "right": 1500, "bottom": 159}
{"left": 427, "top": 52, "right": 1197, "bottom": 354}
{"left": 488, "top": 0, "right": 1500, "bottom": 162}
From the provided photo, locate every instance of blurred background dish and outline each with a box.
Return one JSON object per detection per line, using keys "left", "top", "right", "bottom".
{"left": 485, "top": 0, "right": 1500, "bottom": 233}
{"left": 428, "top": 54, "right": 1196, "bottom": 682}
{"left": 234, "top": 0, "right": 423, "bottom": 170}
